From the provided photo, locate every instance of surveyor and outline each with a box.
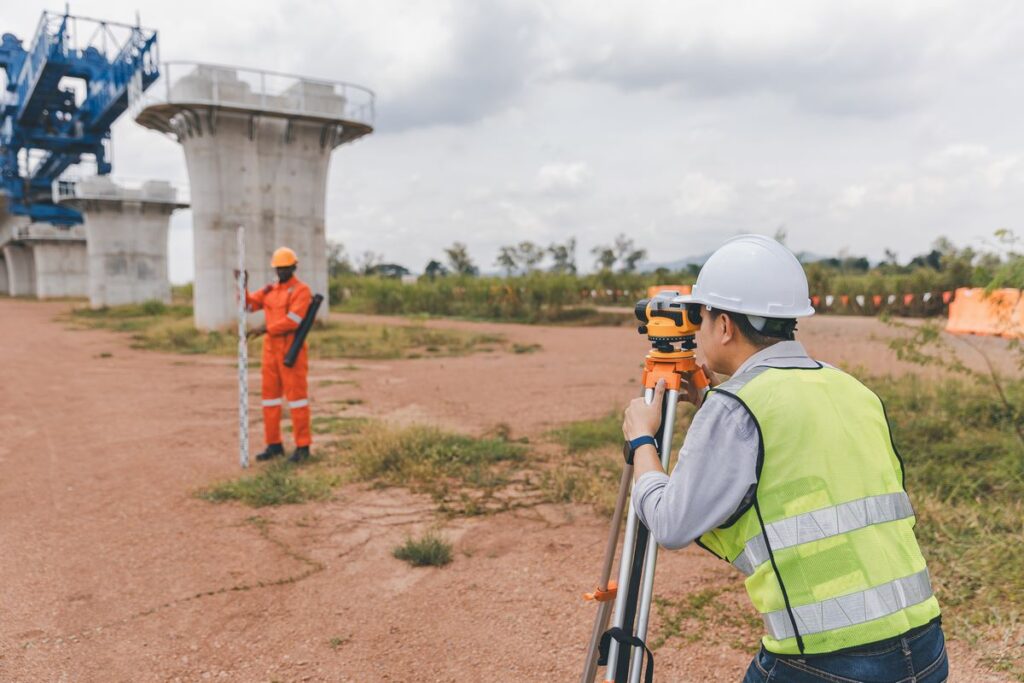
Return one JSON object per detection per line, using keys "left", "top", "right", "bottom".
{"left": 245, "top": 246, "right": 313, "bottom": 463}
{"left": 621, "top": 234, "right": 946, "bottom": 681}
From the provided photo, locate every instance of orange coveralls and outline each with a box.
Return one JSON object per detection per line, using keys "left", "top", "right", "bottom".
{"left": 246, "top": 277, "right": 313, "bottom": 447}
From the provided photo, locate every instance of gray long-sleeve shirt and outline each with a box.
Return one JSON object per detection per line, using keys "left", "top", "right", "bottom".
{"left": 632, "top": 340, "right": 821, "bottom": 550}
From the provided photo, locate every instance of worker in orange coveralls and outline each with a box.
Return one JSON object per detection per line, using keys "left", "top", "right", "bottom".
{"left": 244, "top": 246, "right": 313, "bottom": 463}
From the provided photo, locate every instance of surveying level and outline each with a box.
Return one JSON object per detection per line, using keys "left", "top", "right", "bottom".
{"left": 581, "top": 290, "right": 709, "bottom": 683}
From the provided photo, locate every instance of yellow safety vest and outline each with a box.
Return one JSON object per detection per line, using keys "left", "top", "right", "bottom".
{"left": 697, "top": 364, "right": 941, "bottom": 655}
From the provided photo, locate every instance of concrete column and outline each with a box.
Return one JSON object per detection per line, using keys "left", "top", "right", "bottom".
{"left": 2, "top": 243, "right": 36, "bottom": 297}
{"left": 135, "top": 64, "right": 373, "bottom": 330}
{"left": 183, "top": 115, "right": 332, "bottom": 329}
{"left": 31, "top": 239, "right": 88, "bottom": 298}
{"left": 68, "top": 177, "right": 185, "bottom": 308}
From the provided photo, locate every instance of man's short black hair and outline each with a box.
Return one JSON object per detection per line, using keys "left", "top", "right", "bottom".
{"left": 707, "top": 308, "right": 797, "bottom": 348}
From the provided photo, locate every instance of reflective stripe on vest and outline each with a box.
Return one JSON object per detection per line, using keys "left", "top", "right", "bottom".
{"left": 763, "top": 568, "right": 934, "bottom": 641}
{"left": 287, "top": 311, "right": 303, "bottom": 324}
{"left": 732, "top": 491, "right": 915, "bottom": 576}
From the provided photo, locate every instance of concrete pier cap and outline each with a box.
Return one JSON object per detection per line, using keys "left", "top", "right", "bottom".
{"left": 53, "top": 176, "right": 189, "bottom": 308}
{"left": 132, "top": 61, "right": 375, "bottom": 330}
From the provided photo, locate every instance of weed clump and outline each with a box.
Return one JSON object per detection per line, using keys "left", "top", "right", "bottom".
{"left": 393, "top": 531, "right": 453, "bottom": 567}
{"left": 548, "top": 411, "right": 623, "bottom": 454}
{"left": 198, "top": 462, "right": 338, "bottom": 507}
{"left": 349, "top": 424, "right": 527, "bottom": 503}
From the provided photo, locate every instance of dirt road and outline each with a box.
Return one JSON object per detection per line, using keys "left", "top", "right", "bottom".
{"left": 0, "top": 300, "right": 1014, "bottom": 682}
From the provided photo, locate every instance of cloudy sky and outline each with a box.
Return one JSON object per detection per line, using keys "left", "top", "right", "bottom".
{"left": 7, "top": 0, "right": 1024, "bottom": 281}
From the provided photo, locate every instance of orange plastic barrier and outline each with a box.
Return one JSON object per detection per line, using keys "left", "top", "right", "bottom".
{"left": 946, "top": 287, "right": 1024, "bottom": 338}
{"left": 646, "top": 284, "right": 692, "bottom": 298}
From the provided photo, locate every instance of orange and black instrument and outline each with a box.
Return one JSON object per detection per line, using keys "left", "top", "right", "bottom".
{"left": 581, "top": 290, "right": 708, "bottom": 683}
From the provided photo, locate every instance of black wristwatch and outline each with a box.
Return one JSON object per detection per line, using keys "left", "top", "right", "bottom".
{"left": 623, "top": 435, "right": 658, "bottom": 465}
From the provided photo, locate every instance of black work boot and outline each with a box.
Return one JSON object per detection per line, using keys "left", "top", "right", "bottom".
{"left": 256, "top": 443, "right": 284, "bottom": 461}
{"left": 288, "top": 446, "right": 310, "bottom": 463}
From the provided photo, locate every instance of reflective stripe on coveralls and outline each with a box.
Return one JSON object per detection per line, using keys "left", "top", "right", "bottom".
{"left": 246, "top": 277, "right": 313, "bottom": 447}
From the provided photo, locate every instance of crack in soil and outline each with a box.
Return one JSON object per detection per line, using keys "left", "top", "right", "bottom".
{"left": 19, "top": 517, "right": 325, "bottom": 650}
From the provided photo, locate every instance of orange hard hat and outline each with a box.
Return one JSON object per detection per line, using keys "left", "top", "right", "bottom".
{"left": 271, "top": 247, "right": 298, "bottom": 267}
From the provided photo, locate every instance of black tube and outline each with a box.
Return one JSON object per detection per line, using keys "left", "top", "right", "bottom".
{"left": 283, "top": 293, "right": 323, "bottom": 368}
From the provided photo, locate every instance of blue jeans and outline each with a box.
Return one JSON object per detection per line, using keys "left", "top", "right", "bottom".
{"left": 743, "top": 621, "right": 948, "bottom": 682}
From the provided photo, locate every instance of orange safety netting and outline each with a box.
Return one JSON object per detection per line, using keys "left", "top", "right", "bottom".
{"left": 946, "top": 287, "right": 1024, "bottom": 338}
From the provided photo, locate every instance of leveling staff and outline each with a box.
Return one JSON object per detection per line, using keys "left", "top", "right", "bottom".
{"left": 244, "top": 246, "right": 313, "bottom": 464}
{"left": 621, "top": 235, "right": 947, "bottom": 682}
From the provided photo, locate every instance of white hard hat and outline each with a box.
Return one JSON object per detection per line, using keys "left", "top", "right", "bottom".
{"left": 680, "top": 234, "right": 815, "bottom": 319}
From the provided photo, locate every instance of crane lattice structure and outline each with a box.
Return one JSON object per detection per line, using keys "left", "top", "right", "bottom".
{"left": 0, "top": 9, "right": 158, "bottom": 225}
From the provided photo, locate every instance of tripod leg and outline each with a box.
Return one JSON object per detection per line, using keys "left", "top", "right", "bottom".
{"left": 605, "top": 383, "right": 665, "bottom": 682}
{"left": 581, "top": 464, "right": 633, "bottom": 683}
{"left": 603, "top": 491, "right": 642, "bottom": 682}
{"left": 628, "top": 389, "right": 681, "bottom": 683}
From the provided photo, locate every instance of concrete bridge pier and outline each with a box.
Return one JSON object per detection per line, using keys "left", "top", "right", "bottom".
{"left": 57, "top": 176, "right": 188, "bottom": 308}
{"left": 1, "top": 243, "right": 36, "bottom": 296}
{"left": 1, "top": 196, "right": 87, "bottom": 298}
{"left": 31, "top": 238, "right": 89, "bottom": 298}
{"left": 134, "top": 62, "right": 374, "bottom": 330}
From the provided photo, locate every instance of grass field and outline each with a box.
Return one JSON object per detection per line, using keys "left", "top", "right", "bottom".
{"left": 68, "top": 301, "right": 508, "bottom": 360}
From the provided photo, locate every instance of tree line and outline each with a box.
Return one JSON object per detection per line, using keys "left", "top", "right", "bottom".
{"left": 328, "top": 234, "right": 648, "bottom": 279}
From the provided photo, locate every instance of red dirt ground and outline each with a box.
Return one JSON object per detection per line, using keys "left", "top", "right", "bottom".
{"left": 0, "top": 300, "right": 1017, "bottom": 682}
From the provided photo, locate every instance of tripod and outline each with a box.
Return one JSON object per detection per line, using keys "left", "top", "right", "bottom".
{"left": 581, "top": 293, "right": 708, "bottom": 683}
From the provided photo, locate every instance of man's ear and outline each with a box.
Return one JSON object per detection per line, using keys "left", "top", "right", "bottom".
{"left": 719, "top": 311, "right": 734, "bottom": 345}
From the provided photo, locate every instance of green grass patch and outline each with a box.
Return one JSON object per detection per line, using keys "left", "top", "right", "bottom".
{"left": 327, "top": 635, "right": 350, "bottom": 650}
{"left": 318, "top": 378, "right": 359, "bottom": 387}
{"left": 866, "top": 373, "right": 1024, "bottom": 665}
{"left": 312, "top": 415, "right": 369, "bottom": 435}
{"left": 347, "top": 423, "right": 529, "bottom": 515}
{"left": 392, "top": 531, "right": 453, "bottom": 567}
{"left": 198, "top": 461, "right": 339, "bottom": 507}
{"left": 69, "top": 303, "right": 506, "bottom": 359}
{"left": 537, "top": 452, "right": 623, "bottom": 516}
{"left": 200, "top": 417, "right": 534, "bottom": 516}
{"left": 512, "top": 342, "right": 542, "bottom": 354}
{"left": 541, "top": 405, "right": 696, "bottom": 515}
{"left": 547, "top": 411, "right": 623, "bottom": 454}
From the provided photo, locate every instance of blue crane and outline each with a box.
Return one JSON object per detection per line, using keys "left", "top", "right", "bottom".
{"left": 0, "top": 10, "right": 158, "bottom": 225}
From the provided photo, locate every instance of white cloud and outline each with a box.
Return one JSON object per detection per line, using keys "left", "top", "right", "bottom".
{"left": 536, "top": 162, "right": 593, "bottom": 194}
{"left": 756, "top": 178, "right": 797, "bottom": 202}
{"left": 673, "top": 173, "right": 736, "bottom": 216}
{"left": 836, "top": 185, "right": 869, "bottom": 210}
{"left": 5, "top": 0, "right": 1024, "bottom": 279}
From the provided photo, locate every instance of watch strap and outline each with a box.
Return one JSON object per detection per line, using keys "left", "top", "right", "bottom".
{"left": 623, "top": 435, "right": 658, "bottom": 464}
